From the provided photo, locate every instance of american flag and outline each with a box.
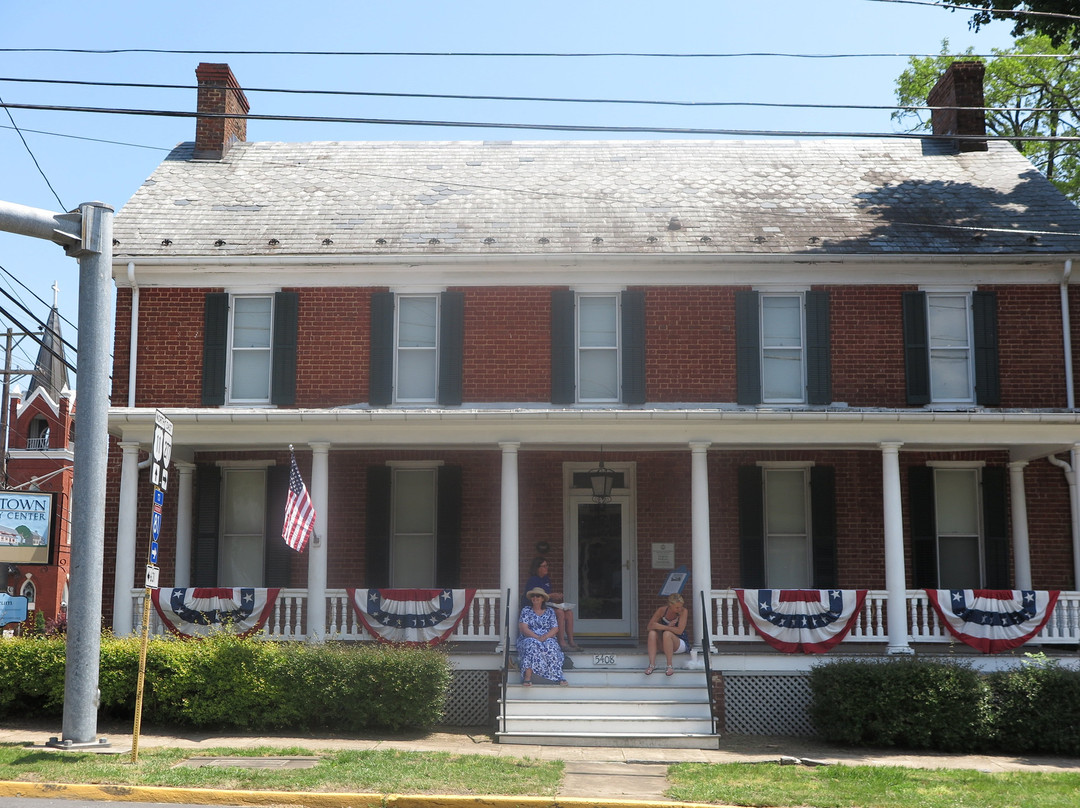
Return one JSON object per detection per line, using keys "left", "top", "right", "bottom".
{"left": 282, "top": 451, "right": 316, "bottom": 552}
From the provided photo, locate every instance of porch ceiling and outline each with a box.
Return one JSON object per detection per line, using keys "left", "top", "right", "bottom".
{"left": 110, "top": 406, "right": 1080, "bottom": 462}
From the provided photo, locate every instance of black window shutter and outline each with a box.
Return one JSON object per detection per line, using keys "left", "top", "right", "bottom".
{"left": 365, "top": 465, "right": 392, "bottom": 586}
{"left": 810, "top": 466, "right": 838, "bottom": 588}
{"left": 738, "top": 465, "right": 766, "bottom": 587}
{"left": 805, "top": 291, "right": 832, "bottom": 406}
{"left": 982, "top": 466, "right": 1010, "bottom": 588}
{"left": 264, "top": 463, "right": 292, "bottom": 587}
{"left": 369, "top": 292, "right": 394, "bottom": 406}
{"left": 201, "top": 293, "right": 229, "bottom": 406}
{"left": 908, "top": 465, "right": 938, "bottom": 588}
{"left": 973, "top": 291, "right": 1001, "bottom": 406}
{"left": 903, "top": 291, "right": 931, "bottom": 405}
{"left": 621, "top": 290, "right": 646, "bottom": 405}
{"left": 551, "top": 290, "right": 576, "bottom": 404}
{"left": 193, "top": 464, "right": 222, "bottom": 586}
{"left": 436, "top": 465, "right": 463, "bottom": 587}
{"left": 735, "top": 291, "right": 762, "bottom": 405}
{"left": 438, "top": 291, "right": 465, "bottom": 406}
{"left": 270, "top": 291, "right": 298, "bottom": 406}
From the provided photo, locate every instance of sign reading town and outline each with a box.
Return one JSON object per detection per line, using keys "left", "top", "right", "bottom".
{"left": 0, "top": 491, "right": 56, "bottom": 566}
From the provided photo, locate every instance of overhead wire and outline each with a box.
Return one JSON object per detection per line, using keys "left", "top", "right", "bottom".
{"left": 0, "top": 92, "right": 66, "bottom": 210}
{"left": 0, "top": 266, "right": 78, "bottom": 335}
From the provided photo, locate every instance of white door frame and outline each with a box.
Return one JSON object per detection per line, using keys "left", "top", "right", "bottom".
{"left": 562, "top": 461, "right": 637, "bottom": 637}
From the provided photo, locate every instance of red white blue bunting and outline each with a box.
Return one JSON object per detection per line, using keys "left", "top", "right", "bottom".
{"left": 150, "top": 587, "right": 280, "bottom": 639}
{"left": 735, "top": 589, "right": 869, "bottom": 653}
{"left": 347, "top": 588, "right": 476, "bottom": 646}
{"left": 925, "top": 589, "right": 1060, "bottom": 654}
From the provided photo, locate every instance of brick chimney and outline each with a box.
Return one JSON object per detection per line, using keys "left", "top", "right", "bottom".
{"left": 194, "top": 63, "right": 250, "bottom": 159}
{"left": 928, "top": 61, "right": 987, "bottom": 153}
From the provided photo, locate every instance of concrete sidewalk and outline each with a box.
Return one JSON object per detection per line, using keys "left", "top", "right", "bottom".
{"left": 0, "top": 721, "right": 1077, "bottom": 805}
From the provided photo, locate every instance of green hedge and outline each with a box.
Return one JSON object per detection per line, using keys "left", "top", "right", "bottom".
{"left": 0, "top": 634, "right": 451, "bottom": 732}
{"left": 810, "top": 655, "right": 1080, "bottom": 755}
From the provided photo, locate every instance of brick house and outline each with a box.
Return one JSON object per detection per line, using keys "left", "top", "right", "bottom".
{"left": 106, "top": 62, "right": 1080, "bottom": 738}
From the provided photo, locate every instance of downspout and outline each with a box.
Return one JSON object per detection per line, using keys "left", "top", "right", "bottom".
{"left": 127, "top": 262, "right": 139, "bottom": 408}
{"left": 1047, "top": 451, "right": 1080, "bottom": 588}
{"left": 1056, "top": 261, "right": 1080, "bottom": 588}
{"left": 1061, "top": 259, "right": 1073, "bottom": 409}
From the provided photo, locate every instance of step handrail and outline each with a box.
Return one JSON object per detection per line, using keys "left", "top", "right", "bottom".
{"left": 500, "top": 588, "right": 511, "bottom": 735}
{"left": 699, "top": 589, "right": 717, "bottom": 735}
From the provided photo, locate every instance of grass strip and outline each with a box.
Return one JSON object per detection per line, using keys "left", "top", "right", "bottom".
{"left": 0, "top": 744, "right": 561, "bottom": 797}
{"left": 667, "top": 761, "right": 1080, "bottom": 808}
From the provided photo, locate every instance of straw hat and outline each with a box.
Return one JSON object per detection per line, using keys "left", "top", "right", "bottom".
{"left": 525, "top": 587, "right": 550, "bottom": 602}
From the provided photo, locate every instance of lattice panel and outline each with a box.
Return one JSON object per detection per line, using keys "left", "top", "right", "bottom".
{"left": 723, "top": 673, "right": 816, "bottom": 736}
{"left": 440, "top": 670, "right": 490, "bottom": 727}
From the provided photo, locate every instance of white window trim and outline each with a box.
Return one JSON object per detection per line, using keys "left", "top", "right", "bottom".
{"left": 393, "top": 293, "right": 440, "bottom": 405}
{"left": 225, "top": 293, "right": 274, "bottom": 406}
{"left": 927, "top": 460, "right": 986, "bottom": 469}
{"left": 756, "top": 460, "right": 815, "bottom": 469}
{"left": 575, "top": 292, "right": 621, "bottom": 404}
{"left": 387, "top": 460, "right": 445, "bottom": 468}
{"left": 759, "top": 291, "right": 807, "bottom": 405}
{"left": 924, "top": 290, "right": 976, "bottom": 405}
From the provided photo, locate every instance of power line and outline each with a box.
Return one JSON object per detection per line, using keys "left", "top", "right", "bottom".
{"left": 2, "top": 75, "right": 1078, "bottom": 115}
{"left": 2, "top": 101, "right": 1079, "bottom": 141}
{"left": 0, "top": 265, "right": 78, "bottom": 335}
{"left": 0, "top": 122, "right": 171, "bottom": 152}
{"left": 0, "top": 93, "right": 66, "bottom": 210}
{"left": 0, "top": 299, "right": 76, "bottom": 376}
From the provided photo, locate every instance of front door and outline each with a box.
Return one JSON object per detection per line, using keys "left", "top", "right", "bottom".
{"left": 565, "top": 463, "right": 636, "bottom": 637}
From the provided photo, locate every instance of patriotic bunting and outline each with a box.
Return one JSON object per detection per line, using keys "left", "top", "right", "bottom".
{"left": 735, "top": 589, "right": 868, "bottom": 653}
{"left": 347, "top": 588, "right": 476, "bottom": 646}
{"left": 925, "top": 589, "right": 1060, "bottom": 654}
{"left": 151, "top": 587, "right": 280, "bottom": 639}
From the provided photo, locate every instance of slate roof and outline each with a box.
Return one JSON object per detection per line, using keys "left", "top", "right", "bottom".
{"left": 113, "top": 138, "right": 1080, "bottom": 259}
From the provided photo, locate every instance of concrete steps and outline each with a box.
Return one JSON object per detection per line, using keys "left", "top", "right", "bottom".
{"left": 496, "top": 649, "right": 718, "bottom": 749}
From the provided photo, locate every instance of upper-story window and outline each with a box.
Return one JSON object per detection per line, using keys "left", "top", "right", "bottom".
{"left": 202, "top": 292, "right": 298, "bottom": 407}
{"left": 369, "top": 291, "right": 464, "bottom": 406}
{"left": 735, "top": 290, "right": 831, "bottom": 406}
{"left": 27, "top": 416, "right": 50, "bottom": 450}
{"left": 551, "top": 290, "right": 645, "bottom": 405}
{"left": 903, "top": 290, "right": 999, "bottom": 406}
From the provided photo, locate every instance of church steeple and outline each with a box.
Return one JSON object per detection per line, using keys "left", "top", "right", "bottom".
{"left": 27, "top": 282, "right": 70, "bottom": 401}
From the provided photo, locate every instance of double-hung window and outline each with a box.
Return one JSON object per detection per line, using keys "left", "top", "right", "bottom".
{"left": 762, "top": 466, "right": 812, "bottom": 588}
{"left": 735, "top": 290, "right": 831, "bottom": 406}
{"left": 369, "top": 291, "right": 464, "bottom": 406}
{"left": 202, "top": 291, "right": 298, "bottom": 407}
{"left": 903, "top": 290, "right": 999, "bottom": 406}
{"left": 390, "top": 465, "right": 438, "bottom": 587}
{"left": 219, "top": 467, "right": 267, "bottom": 586}
{"left": 550, "top": 290, "right": 646, "bottom": 405}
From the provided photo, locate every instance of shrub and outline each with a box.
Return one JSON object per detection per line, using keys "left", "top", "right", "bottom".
{"left": 986, "top": 654, "right": 1080, "bottom": 756}
{"left": 0, "top": 634, "right": 451, "bottom": 732}
{"left": 810, "top": 657, "right": 991, "bottom": 751}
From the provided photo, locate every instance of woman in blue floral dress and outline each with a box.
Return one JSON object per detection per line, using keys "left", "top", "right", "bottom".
{"left": 516, "top": 587, "right": 567, "bottom": 685}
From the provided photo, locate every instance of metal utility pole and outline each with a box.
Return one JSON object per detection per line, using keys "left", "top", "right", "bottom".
{"left": 0, "top": 199, "right": 114, "bottom": 748}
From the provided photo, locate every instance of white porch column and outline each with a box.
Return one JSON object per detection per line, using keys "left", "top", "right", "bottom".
{"left": 111, "top": 441, "right": 142, "bottom": 635}
{"left": 1008, "top": 460, "right": 1032, "bottom": 589}
{"left": 173, "top": 461, "right": 195, "bottom": 587}
{"left": 499, "top": 441, "right": 521, "bottom": 647}
{"left": 307, "top": 442, "right": 330, "bottom": 643}
{"left": 881, "top": 442, "right": 912, "bottom": 654}
{"left": 689, "top": 441, "right": 712, "bottom": 618}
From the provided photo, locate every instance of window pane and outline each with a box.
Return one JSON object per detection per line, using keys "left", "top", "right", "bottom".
{"left": 763, "top": 350, "right": 803, "bottom": 401}
{"left": 233, "top": 298, "right": 272, "bottom": 348}
{"left": 930, "top": 350, "right": 972, "bottom": 401}
{"left": 762, "top": 296, "right": 801, "bottom": 347}
{"left": 767, "top": 535, "right": 810, "bottom": 588}
{"left": 392, "top": 534, "right": 436, "bottom": 587}
{"left": 579, "top": 349, "right": 619, "bottom": 400}
{"left": 231, "top": 352, "right": 271, "bottom": 400}
{"left": 397, "top": 349, "right": 437, "bottom": 400}
{"left": 766, "top": 470, "right": 807, "bottom": 535}
{"left": 935, "top": 470, "right": 979, "bottom": 535}
{"left": 399, "top": 297, "right": 437, "bottom": 348}
{"left": 220, "top": 534, "right": 264, "bottom": 586}
{"left": 393, "top": 469, "right": 436, "bottom": 534}
{"left": 579, "top": 297, "right": 617, "bottom": 348}
{"left": 939, "top": 536, "right": 980, "bottom": 589}
{"left": 928, "top": 296, "right": 969, "bottom": 348}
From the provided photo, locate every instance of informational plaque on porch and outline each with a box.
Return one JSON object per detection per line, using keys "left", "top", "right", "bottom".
{"left": 651, "top": 542, "right": 675, "bottom": 569}
{"left": 659, "top": 565, "right": 688, "bottom": 597}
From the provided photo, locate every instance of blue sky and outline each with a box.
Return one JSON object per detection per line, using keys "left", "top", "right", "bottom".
{"left": 0, "top": 0, "right": 1017, "bottom": 383}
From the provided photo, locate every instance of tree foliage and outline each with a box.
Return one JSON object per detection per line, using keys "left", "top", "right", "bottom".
{"left": 894, "top": 36, "right": 1080, "bottom": 202}
{"left": 961, "top": 2, "right": 1080, "bottom": 48}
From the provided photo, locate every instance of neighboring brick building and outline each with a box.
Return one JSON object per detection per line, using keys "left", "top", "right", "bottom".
{"left": 107, "top": 62, "right": 1080, "bottom": 672}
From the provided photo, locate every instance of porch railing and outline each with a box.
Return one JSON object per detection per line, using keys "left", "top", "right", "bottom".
{"left": 130, "top": 588, "right": 503, "bottom": 642}
{"left": 709, "top": 589, "right": 1080, "bottom": 646}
